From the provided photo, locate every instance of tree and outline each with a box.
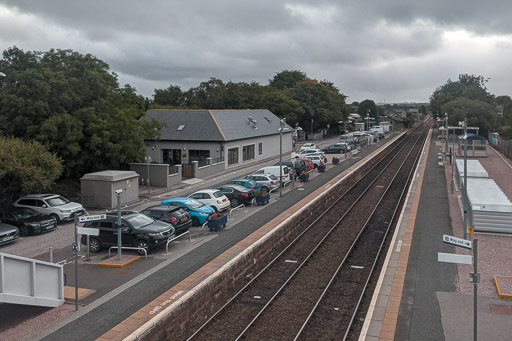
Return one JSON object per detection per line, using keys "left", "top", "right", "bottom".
{"left": 269, "top": 70, "right": 306, "bottom": 90}
{"left": 358, "top": 99, "right": 378, "bottom": 119}
{"left": 153, "top": 85, "right": 184, "bottom": 107}
{"left": 442, "top": 98, "right": 496, "bottom": 137}
{"left": 0, "top": 137, "right": 63, "bottom": 205}
{"left": 0, "top": 47, "right": 162, "bottom": 178}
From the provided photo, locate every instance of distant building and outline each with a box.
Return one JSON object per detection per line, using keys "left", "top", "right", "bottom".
{"left": 384, "top": 108, "right": 407, "bottom": 122}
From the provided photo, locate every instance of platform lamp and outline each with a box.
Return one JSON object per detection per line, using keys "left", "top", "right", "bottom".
{"left": 146, "top": 144, "right": 156, "bottom": 194}
{"left": 279, "top": 118, "right": 287, "bottom": 197}
{"left": 115, "top": 189, "right": 123, "bottom": 260}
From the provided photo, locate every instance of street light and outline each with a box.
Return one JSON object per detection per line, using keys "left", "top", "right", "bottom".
{"left": 146, "top": 144, "right": 156, "bottom": 194}
{"left": 279, "top": 118, "right": 287, "bottom": 198}
{"left": 366, "top": 110, "right": 370, "bottom": 147}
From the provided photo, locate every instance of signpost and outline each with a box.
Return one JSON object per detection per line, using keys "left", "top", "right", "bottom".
{"left": 74, "top": 213, "right": 106, "bottom": 309}
{"left": 439, "top": 235, "right": 478, "bottom": 341}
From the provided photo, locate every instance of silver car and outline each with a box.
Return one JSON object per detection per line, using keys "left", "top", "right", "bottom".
{"left": 14, "top": 194, "right": 84, "bottom": 223}
{"left": 245, "top": 174, "right": 280, "bottom": 193}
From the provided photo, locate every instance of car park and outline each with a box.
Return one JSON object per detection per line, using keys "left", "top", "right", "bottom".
{"left": 14, "top": 194, "right": 84, "bottom": 223}
{"left": 245, "top": 174, "right": 280, "bottom": 193}
{"left": 225, "top": 179, "right": 262, "bottom": 191}
{"left": 214, "top": 184, "right": 255, "bottom": 207}
{"left": 160, "top": 197, "right": 215, "bottom": 226}
{"left": 141, "top": 205, "right": 192, "bottom": 234}
{"left": 321, "top": 143, "right": 351, "bottom": 154}
{"left": 275, "top": 160, "right": 309, "bottom": 178}
{"left": 188, "top": 189, "right": 231, "bottom": 212}
{"left": 0, "top": 222, "right": 20, "bottom": 245}
{"left": 252, "top": 165, "right": 290, "bottom": 184}
{"left": 306, "top": 155, "right": 326, "bottom": 168}
{"left": 80, "top": 211, "right": 175, "bottom": 255}
{"left": 0, "top": 207, "right": 57, "bottom": 236}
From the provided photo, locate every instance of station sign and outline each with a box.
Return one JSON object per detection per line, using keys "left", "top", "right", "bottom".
{"left": 77, "top": 227, "right": 100, "bottom": 236}
{"left": 79, "top": 214, "right": 106, "bottom": 223}
{"left": 442, "top": 234, "right": 472, "bottom": 250}
{"left": 438, "top": 252, "right": 473, "bottom": 265}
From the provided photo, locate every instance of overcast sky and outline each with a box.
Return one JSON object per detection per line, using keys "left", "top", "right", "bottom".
{"left": 1, "top": 1, "right": 511, "bottom": 104}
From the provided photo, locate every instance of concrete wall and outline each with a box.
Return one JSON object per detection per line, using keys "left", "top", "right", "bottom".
{"left": 134, "top": 134, "right": 402, "bottom": 340}
{"left": 130, "top": 163, "right": 183, "bottom": 188}
{"left": 195, "top": 159, "right": 226, "bottom": 178}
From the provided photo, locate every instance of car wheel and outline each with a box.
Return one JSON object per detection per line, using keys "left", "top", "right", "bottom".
{"left": 89, "top": 237, "right": 101, "bottom": 253}
{"left": 135, "top": 240, "right": 150, "bottom": 255}
{"left": 19, "top": 225, "right": 29, "bottom": 237}
{"left": 262, "top": 186, "right": 269, "bottom": 193}
{"left": 230, "top": 198, "right": 240, "bottom": 207}
{"left": 191, "top": 217, "right": 200, "bottom": 226}
{"left": 212, "top": 206, "right": 218, "bottom": 213}
{"left": 50, "top": 214, "right": 60, "bottom": 224}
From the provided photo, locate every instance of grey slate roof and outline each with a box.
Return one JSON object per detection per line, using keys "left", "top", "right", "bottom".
{"left": 143, "top": 109, "right": 288, "bottom": 142}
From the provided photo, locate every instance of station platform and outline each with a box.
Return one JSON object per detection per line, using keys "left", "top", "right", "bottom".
{"left": 360, "top": 130, "right": 512, "bottom": 341}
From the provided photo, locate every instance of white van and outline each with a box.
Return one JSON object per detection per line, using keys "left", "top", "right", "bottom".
{"left": 253, "top": 166, "right": 290, "bottom": 184}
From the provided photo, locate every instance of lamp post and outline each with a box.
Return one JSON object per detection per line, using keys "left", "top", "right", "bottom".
{"left": 462, "top": 118, "right": 468, "bottom": 239}
{"left": 279, "top": 118, "right": 286, "bottom": 198}
{"left": 366, "top": 111, "right": 370, "bottom": 147}
{"left": 146, "top": 145, "right": 156, "bottom": 194}
{"left": 115, "top": 189, "right": 123, "bottom": 260}
{"left": 445, "top": 113, "right": 448, "bottom": 159}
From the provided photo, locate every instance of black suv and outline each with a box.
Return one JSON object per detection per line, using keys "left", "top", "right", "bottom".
{"left": 80, "top": 211, "right": 175, "bottom": 255}
{"left": 141, "top": 205, "right": 192, "bottom": 235}
{"left": 0, "top": 206, "right": 57, "bottom": 236}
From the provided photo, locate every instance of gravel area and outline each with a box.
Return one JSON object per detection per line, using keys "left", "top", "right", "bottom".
{"left": 442, "top": 144, "right": 512, "bottom": 298}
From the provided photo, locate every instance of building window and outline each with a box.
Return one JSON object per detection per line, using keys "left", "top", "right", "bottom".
{"left": 258, "top": 143, "right": 263, "bottom": 155}
{"left": 228, "top": 148, "right": 239, "bottom": 166}
{"left": 242, "top": 145, "right": 255, "bottom": 161}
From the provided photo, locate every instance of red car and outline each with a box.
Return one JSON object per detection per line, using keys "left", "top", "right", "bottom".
{"left": 294, "top": 157, "right": 314, "bottom": 171}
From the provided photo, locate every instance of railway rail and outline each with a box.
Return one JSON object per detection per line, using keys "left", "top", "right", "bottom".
{"left": 186, "top": 120, "right": 431, "bottom": 340}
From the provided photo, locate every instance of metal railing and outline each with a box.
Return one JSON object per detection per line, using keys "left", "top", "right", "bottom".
{"left": 108, "top": 246, "right": 147, "bottom": 259}
{"left": 229, "top": 204, "right": 246, "bottom": 217}
{"left": 166, "top": 231, "right": 191, "bottom": 253}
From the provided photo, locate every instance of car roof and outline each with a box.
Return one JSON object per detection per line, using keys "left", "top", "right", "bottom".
{"left": 215, "top": 184, "right": 250, "bottom": 191}
{"left": 0, "top": 206, "right": 36, "bottom": 213}
{"left": 19, "top": 194, "right": 61, "bottom": 199}
{"left": 191, "top": 189, "right": 222, "bottom": 194}
{"left": 143, "top": 205, "right": 180, "bottom": 212}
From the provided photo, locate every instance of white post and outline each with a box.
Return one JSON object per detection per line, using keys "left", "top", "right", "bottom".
{"left": 116, "top": 190, "right": 122, "bottom": 260}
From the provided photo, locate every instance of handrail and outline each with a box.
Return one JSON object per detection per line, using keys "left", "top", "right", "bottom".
{"left": 269, "top": 187, "right": 278, "bottom": 194}
{"left": 166, "top": 231, "right": 191, "bottom": 253}
{"left": 230, "top": 204, "right": 246, "bottom": 217}
{"left": 108, "top": 246, "right": 147, "bottom": 259}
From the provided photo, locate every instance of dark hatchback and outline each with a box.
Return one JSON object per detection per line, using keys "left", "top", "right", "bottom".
{"left": 0, "top": 206, "right": 57, "bottom": 236}
{"left": 80, "top": 211, "right": 175, "bottom": 255}
{"left": 214, "top": 184, "right": 255, "bottom": 207}
{"left": 141, "top": 205, "right": 192, "bottom": 235}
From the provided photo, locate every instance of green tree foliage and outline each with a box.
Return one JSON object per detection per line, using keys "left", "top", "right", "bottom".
{"left": 153, "top": 85, "right": 183, "bottom": 107}
{"left": 357, "top": 99, "right": 378, "bottom": 119}
{"left": 269, "top": 70, "right": 306, "bottom": 90}
{"left": 0, "top": 47, "right": 161, "bottom": 178}
{"left": 0, "top": 136, "right": 63, "bottom": 204}
{"left": 442, "top": 98, "right": 496, "bottom": 137}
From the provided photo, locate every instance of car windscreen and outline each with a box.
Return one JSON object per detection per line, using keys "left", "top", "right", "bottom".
{"left": 14, "top": 208, "right": 38, "bottom": 219}
{"left": 269, "top": 174, "right": 278, "bottom": 180}
{"left": 125, "top": 214, "right": 154, "bottom": 229}
{"left": 185, "top": 199, "right": 204, "bottom": 209}
{"left": 47, "top": 196, "right": 70, "bottom": 207}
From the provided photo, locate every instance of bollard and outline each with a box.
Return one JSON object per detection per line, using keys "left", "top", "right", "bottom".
{"left": 49, "top": 246, "right": 54, "bottom": 263}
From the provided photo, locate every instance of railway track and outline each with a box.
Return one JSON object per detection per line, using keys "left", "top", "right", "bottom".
{"left": 186, "top": 120, "right": 430, "bottom": 341}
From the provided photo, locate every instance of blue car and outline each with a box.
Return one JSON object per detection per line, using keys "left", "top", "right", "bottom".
{"left": 161, "top": 197, "right": 214, "bottom": 226}
{"left": 225, "top": 179, "right": 262, "bottom": 191}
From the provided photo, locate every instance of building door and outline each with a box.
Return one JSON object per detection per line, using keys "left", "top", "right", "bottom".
{"left": 228, "top": 147, "right": 239, "bottom": 166}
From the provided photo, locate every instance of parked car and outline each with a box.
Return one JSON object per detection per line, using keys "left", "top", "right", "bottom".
{"left": 0, "top": 206, "right": 57, "bottom": 236}
{"left": 225, "top": 179, "right": 262, "bottom": 191}
{"left": 14, "top": 194, "right": 84, "bottom": 223}
{"left": 160, "top": 197, "right": 215, "bottom": 226}
{"left": 299, "top": 148, "right": 323, "bottom": 155}
{"left": 306, "top": 155, "right": 327, "bottom": 168}
{"left": 214, "top": 184, "right": 255, "bottom": 207}
{"left": 275, "top": 160, "right": 310, "bottom": 178}
{"left": 188, "top": 189, "right": 231, "bottom": 212}
{"left": 300, "top": 143, "right": 317, "bottom": 151}
{"left": 141, "top": 205, "right": 192, "bottom": 234}
{"left": 0, "top": 222, "right": 20, "bottom": 246}
{"left": 294, "top": 157, "right": 315, "bottom": 170}
{"left": 80, "top": 211, "right": 175, "bottom": 255}
{"left": 245, "top": 174, "right": 280, "bottom": 193}
{"left": 252, "top": 166, "right": 291, "bottom": 184}
{"left": 321, "top": 143, "right": 351, "bottom": 154}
